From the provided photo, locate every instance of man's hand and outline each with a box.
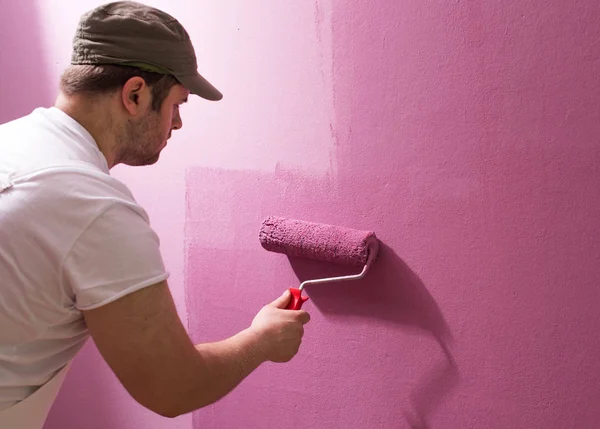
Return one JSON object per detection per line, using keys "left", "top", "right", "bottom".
{"left": 249, "top": 290, "right": 311, "bottom": 363}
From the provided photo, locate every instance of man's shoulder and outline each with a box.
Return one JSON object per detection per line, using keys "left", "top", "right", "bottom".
{"left": 17, "top": 162, "right": 134, "bottom": 200}
{"left": 3, "top": 163, "right": 146, "bottom": 228}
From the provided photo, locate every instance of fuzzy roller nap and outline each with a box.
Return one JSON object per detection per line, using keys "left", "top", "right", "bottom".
{"left": 259, "top": 216, "right": 380, "bottom": 310}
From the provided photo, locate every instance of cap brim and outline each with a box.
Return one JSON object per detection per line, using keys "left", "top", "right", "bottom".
{"left": 177, "top": 73, "right": 223, "bottom": 101}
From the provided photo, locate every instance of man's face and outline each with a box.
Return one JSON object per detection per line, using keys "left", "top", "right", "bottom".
{"left": 119, "top": 84, "right": 189, "bottom": 166}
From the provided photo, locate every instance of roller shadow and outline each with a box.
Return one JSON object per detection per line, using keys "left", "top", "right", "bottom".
{"left": 288, "top": 242, "right": 459, "bottom": 427}
{"left": 403, "top": 343, "right": 459, "bottom": 429}
{"left": 289, "top": 243, "right": 450, "bottom": 341}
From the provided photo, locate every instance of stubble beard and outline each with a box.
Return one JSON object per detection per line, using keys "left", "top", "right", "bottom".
{"left": 115, "top": 110, "right": 163, "bottom": 167}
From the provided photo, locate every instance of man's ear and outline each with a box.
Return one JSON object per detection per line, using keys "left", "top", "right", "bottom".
{"left": 121, "top": 77, "right": 151, "bottom": 116}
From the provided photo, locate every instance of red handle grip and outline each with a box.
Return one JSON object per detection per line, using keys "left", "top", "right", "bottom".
{"left": 285, "top": 287, "right": 309, "bottom": 310}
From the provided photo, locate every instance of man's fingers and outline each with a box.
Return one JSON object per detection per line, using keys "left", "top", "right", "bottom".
{"left": 297, "top": 311, "right": 310, "bottom": 325}
{"left": 270, "top": 290, "right": 292, "bottom": 309}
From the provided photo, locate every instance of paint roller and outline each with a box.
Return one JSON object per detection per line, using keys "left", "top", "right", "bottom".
{"left": 259, "top": 216, "right": 380, "bottom": 310}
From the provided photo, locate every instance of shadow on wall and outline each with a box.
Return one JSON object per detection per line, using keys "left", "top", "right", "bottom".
{"left": 44, "top": 343, "right": 133, "bottom": 429}
{"left": 0, "top": 0, "right": 53, "bottom": 124}
{"left": 289, "top": 243, "right": 459, "bottom": 428}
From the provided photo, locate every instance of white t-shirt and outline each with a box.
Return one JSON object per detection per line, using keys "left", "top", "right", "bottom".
{"left": 0, "top": 107, "right": 169, "bottom": 411}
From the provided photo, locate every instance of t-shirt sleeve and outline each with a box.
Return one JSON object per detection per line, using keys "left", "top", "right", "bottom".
{"left": 61, "top": 200, "right": 170, "bottom": 310}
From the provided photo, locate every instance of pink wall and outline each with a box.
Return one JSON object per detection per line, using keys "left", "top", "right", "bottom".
{"left": 187, "top": 0, "right": 600, "bottom": 427}
{"left": 0, "top": 0, "right": 598, "bottom": 428}
{"left": 0, "top": 0, "right": 53, "bottom": 123}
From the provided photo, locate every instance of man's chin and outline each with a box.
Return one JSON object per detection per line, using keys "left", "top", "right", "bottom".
{"left": 123, "top": 153, "right": 161, "bottom": 167}
{"left": 141, "top": 153, "right": 161, "bottom": 166}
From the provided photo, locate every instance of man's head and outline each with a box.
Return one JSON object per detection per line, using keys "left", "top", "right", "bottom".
{"left": 59, "top": 1, "right": 221, "bottom": 167}
{"left": 72, "top": 1, "right": 221, "bottom": 101}
{"left": 60, "top": 63, "right": 189, "bottom": 166}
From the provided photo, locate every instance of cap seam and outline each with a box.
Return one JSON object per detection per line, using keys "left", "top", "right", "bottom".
{"left": 75, "top": 24, "right": 192, "bottom": 44}
{"left": 98, "top": 7, "right": 179, "bottom": 24}
{"left": 76, "top": 27, "right": 190, "bottom": 43}
{"left": 74, "top": 47, "right": 195, "bottom": 62}
{"left": 175, "top": 73, "right": 206, "bottom": 78}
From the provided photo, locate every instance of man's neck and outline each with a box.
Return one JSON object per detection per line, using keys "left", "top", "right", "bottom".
{"left": 54, "top": 93, "right": 119, "bottom": 168}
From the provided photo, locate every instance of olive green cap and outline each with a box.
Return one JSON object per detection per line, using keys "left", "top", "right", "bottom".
{"left": 71, "top": 1, "right": 222, "bottom": 101}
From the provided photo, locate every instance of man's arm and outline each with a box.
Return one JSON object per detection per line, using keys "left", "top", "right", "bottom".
{"left": 82, "top": 281, "right": 309, "bottom": 418}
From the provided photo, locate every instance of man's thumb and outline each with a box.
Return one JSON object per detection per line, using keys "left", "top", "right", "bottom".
{"left": 270, "top": 289, "right": 291, "bottom": 309}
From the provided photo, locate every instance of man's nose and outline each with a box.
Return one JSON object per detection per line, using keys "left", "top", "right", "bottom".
{"left": 172, "top": 110, "right": 183, "bottom": 131}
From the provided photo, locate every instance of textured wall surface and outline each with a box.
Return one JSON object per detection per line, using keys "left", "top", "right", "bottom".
{"left": 186, "top": 1, "right": 600, "bottom": 428}
{"left": 0, "top": 0, "right": 598, "bottom": 428}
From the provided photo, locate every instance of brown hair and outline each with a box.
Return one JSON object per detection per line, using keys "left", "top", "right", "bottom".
{"left": 59, "top": 64, "right": 179, "bottom": 111}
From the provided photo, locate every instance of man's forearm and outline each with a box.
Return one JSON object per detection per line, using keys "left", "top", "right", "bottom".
{"left": 84, "top": 282, "right": 305, "bottom": 418}
{"left": 165, "top": 328, "right": 267, "bottom": 417}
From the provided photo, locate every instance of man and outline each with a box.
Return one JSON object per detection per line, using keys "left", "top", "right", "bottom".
{"left": 0, "top": 1, "right": 310, "bottom": 425}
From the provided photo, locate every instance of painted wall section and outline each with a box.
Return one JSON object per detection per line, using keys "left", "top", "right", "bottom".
{"left": 186, "top": 1, "right": 600, "bottom": 428}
